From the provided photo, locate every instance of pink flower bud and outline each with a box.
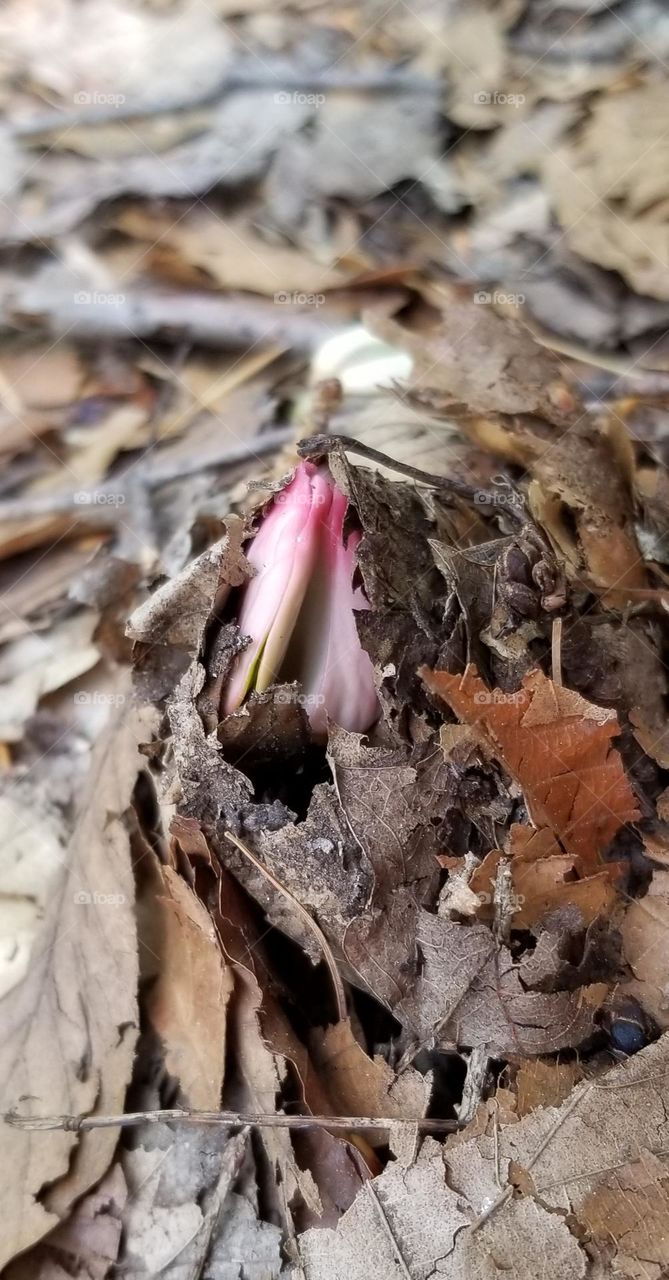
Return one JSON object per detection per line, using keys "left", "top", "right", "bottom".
{"left": 222, "top": 462, "right": 378, "bottom": 738}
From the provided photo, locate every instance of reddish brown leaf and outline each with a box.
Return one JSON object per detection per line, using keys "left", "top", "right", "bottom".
{"left": 421, "top": 665, "right": 639, "bottom": 874}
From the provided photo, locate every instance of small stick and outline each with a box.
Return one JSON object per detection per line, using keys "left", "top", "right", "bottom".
{"left": 457, "top": 1045, "right": 491, "bottom": 1126}
{"left": 7, "top": 1108, "right": 459, "bottom": 1135}
{"left": 15, "top": 69, "right": 437, "bottom": 136}
{"left": 224, "top": 830, "right": 347, "bottom": 1022}
{"left": 552, "top": 617, "right": 563, "bottom": 686}
{"left": 0, "top": 429, "right": 294, "bottom": 526}
{"left": 297, "top": 434, "right": 525, "bottom": 516}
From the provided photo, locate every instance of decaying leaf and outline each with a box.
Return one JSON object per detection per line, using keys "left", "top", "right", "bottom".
{"left": 546, "top": 85, "right": 669, "bottom": 301}
{"left": 458, "top": 825, "right": 620, "bottom": 929}
{"left": 142, "top": 863, "right": 232, "bottom": 1110}
{"left": 622, "top": 865, "right": 669, "bottom": 1029}
{"left": 403, "top": 909, "right": 606, "bottom": 1056}
{"left": 3, "top": 1164, "right": 127, "bottom": 1280}
{"left": 0, "top": 693, "right": 146, "bottom": 1264}
{"left": 422, "top": 664, "right": 640, "bottom": 874}
{"left": 302, "top": 1033, "right": 669, "bottom": 1279}
{"left": 309, "top": 1018, "right": 429, "bottom": 1153}
{"left": 383, "top": 297, "right": 646, "bottom": 599}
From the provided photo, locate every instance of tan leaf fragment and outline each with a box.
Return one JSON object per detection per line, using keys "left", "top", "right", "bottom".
{"left": 0, "top": 693, "right": 146, "bottom": 1265}
{"left": 310, "top": 1019, "right": 430, "bottom": 1156}
{"left": 143, "top": 864, "right": 232, "bottom": 1110}
{"left": 622, "top": 867, "right": 669, "bottom": 1027}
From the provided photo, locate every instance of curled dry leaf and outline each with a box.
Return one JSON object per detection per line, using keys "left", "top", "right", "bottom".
{"left": 459, "top": 825, "right": 620, "bottom": 929}
{"left": 126, "top": 516, "right": 249, "bottom": 649}
{"left": 309, "top": 1019, "right": 430, "bottom": 1155}
{"left": 421, "top": 664, "right": 639, "bottom": 875}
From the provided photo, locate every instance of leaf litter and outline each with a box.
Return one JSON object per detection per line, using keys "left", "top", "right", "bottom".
{"left": 3, "top": 1, "right": 669, "bottom": 1277}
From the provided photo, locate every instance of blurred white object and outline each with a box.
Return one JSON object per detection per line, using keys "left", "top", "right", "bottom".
{"left": 310, "top": 325, "right": 413, "bottom": 395}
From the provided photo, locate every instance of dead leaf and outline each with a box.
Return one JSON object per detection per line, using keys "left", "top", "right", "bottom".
{"left": 371, "top": 298, "right": 579, "bottom": 428}
{"left": 310, "top": 1019, "right": 429, "bottom": 1153}
{"left": 127, "top": 517, "right": 248, "bottom": 654}
{"left": 143, "top": 864, "right": 232, "bottom": 1110}
{"left": 422, "top": 664, "right": 639, "bottom": 875}
{"left": 463, "top": 826, "right": 620, "bottom": 929}
{"left": 622, "top": 866, "right": 669, "bottom": 1028}
{"left": 579, "top": 1150, "right": 669, "bottom": 1276}
{"left": 402, "top": 909, "right": 606, "bottom": 1056}
{"left": 0, "top": 610, "right": 100, "bottom": 741}
{"left": 117, "top": 204, "right": 356, "bottom": 295}
{"left": 0, "top": 689, "right": 147, "bottom": 1265}
{"left": 546, "top": 85, "right": 669, "bottom": 301}
{"left": 302, "top": 1033, "right": 669, "bottom": 1279}
{"left": 120, "top": 1128, "right": 270, "bottom": 1279}
{"left": 385, "top": 296, "right": 645, "bottom": 599}
{"left": 3, "top": 1164, "right": 127, "bottom": 1280}
{"left": 515, "top": 1058, "right": 584, "bottom": 1117}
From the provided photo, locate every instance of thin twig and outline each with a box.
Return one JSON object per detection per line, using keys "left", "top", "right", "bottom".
{"left": 15, "top": 69, "right": 437, "bottom": 136}
{"left": 297, "top": 433, "right": 525, "bottom": 516}
{"left": 0, "top": 429, "right": 294, "bottom": 527}
{"left": 224, "top": 830, "right": 347, "bottom": 1021}
{"left": 552, "top": 617, "right": 563, "bottom": 686}
{"left": 7, "top": 1108, "right": 459, "bottom": 1134}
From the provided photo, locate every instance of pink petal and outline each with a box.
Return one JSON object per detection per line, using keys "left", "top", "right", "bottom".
{"left": 300, "top": 487, "right": 379, "bottom": 739}
{"left": 222, "top": 463, "right": 332, "bottom": 715}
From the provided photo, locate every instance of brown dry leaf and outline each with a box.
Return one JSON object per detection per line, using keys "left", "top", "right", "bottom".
{"left": 464, "top": 826, "right": 620, "bottom": 929}
{"left": 0, "top": 689, "right": 147, "bottom": 1265}
{"left": 515, "top": 1058, "right": 584, "bottom": 1118}
{"left": 127, "top": 516, "right": 248, "bottom": 653}
{"left": 546, "top": 85, "right": 669, "bottom": 301}
{"left": 382, "top": 297, "right": 645, "bottom": 599}
{"left": 310, "top": 1019, "right": 430, "bottom": 1152}
{"left": 579, "top": 1150, "right": 669, "bottom": 1277}
{"left": 143, "top": 863, "right": 232, "bottom": 1110}
{"left": 251, "top": 726, "right": 447, "bottom": 1008}
{"left": 371, "top": 297, "right": 578, "bottom": 430}
{"left": 301, "top": 1033, "right": 669, "bottom": 1279}
{"left": 117, "top": 204, "right": 357, "bottom": 294}
{"left": 622, "top": 866, "right": 669, "bottom": 1028}
{"left": 422, "top": 664, "right": 639, "bottom": 875}
{"left": 62, "top": 402, "right": 149, "bottom": 487}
